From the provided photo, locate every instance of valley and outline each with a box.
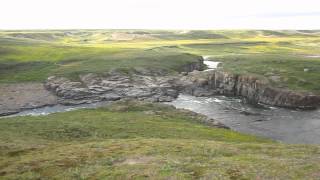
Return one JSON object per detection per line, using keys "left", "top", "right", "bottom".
{"left": 1, "top": 30, "right": 320, "bottom": 179}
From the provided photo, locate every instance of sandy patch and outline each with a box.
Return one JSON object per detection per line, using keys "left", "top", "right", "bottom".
{"left": 0, "top": 83, "right": 57, "bottom": 115}
{"left": 119, "top": 156, "right": 155, "bottom": 165}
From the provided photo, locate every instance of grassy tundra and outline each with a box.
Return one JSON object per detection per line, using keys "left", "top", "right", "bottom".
{"left": 0, "top": 101, "right": 319, "bottom": 179}
{"left": 1, "top": 30, "right": 320, "bottom": 179}
{"left": 1, "top": 30, "right": 320, "bottom": 93}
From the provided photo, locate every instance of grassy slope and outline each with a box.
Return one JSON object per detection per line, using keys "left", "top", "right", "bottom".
{"left": 0, "top": 101, "right": 319, "bottom": 179}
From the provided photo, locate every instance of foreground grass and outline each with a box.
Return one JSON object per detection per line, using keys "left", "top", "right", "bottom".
{"left": 0, "top": 101, "right": 319, "bottom": 179}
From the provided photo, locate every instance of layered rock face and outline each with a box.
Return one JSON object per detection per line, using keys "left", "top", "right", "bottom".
{"left": 45, "top": 72, "right": 180, "bottom": 105}
{"left": 179, "top": 70, "right": 320, "bottom": 109}
{"left": 234, "top": 74, "right": 320, "bottom": 109}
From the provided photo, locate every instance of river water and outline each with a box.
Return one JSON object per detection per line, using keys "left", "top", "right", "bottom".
{"left": 3, "top": 57, "right": 320, "bottom": 144}
{"left": 169, "top": 56, "right": 320, "bottom": 144}
{"left": 168, "top": 94, "right": 320, "bottom": 144}
{"left": 4, "top": 101, "right": 111, "bottom": 117}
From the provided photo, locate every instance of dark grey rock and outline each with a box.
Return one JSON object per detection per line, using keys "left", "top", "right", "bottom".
{"left": 100, "top": 93, "right": 122, "bottom": 101}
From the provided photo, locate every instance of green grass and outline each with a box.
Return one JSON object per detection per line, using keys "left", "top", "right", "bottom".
{"left": 0, "top": 100, "right": 319, "bottom": 179}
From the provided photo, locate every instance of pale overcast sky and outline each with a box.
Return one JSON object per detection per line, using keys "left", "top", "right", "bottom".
{"left": 0, "top": 0, "right": 319, "bottom": 29}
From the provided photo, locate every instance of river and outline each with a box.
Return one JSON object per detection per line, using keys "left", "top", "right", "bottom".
{"left": 168, "top": 94, "right": 320, "bottom": 144}
{"left": 3, "top": 56, "right": 320, "bottom": 144}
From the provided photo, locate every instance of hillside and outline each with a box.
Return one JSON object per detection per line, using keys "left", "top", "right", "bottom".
{"left": 0, "top": 100, "right": 319, "bottom": 179}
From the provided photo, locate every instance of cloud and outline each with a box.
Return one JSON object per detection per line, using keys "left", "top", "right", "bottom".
{"left": 0, "top": 0, "right": 320, "bottom": 29}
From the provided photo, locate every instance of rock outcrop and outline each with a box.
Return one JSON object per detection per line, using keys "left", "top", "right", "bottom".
{"left": 45, "top": 58, "right": 205, "bottom": 105}
{"left": 45, "top": 72, "right": 180, "bottom": 105}
{"left": 179, "top": 70, "right": 320, "bottom": 109}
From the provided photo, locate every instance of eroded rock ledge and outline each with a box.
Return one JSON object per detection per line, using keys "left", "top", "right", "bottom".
{"left": 179, "top": 70, "right": 320, "bottom": 109}
{"left": 45, "top": 72, "right": 181, "bottom": 105}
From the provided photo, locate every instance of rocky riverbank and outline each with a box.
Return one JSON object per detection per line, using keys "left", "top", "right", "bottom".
{"left": 1, "top": 56, "right": 320, "bottom": 116}
{"left": 46, "top": 67, "right": 320, "bottom": 110}
{"left": 179, "top": 70, "right": 320, "bottom": 109}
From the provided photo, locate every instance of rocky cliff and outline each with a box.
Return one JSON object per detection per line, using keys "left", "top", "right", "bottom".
{"left": 179, "top": 70, "right": 320, "bottom": 109}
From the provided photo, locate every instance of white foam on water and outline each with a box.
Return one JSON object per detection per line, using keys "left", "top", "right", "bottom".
{"left": 213, "top": 98, "right": 223, "bottom": 103}
{"left": 202, "top": 56, "right": 221, "bottom": 69}
{"left": 203, "top": 61, "right": 221, "bottom": 69}
{"left": 205, "top": 97, "right": 223, "bottom": 103}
